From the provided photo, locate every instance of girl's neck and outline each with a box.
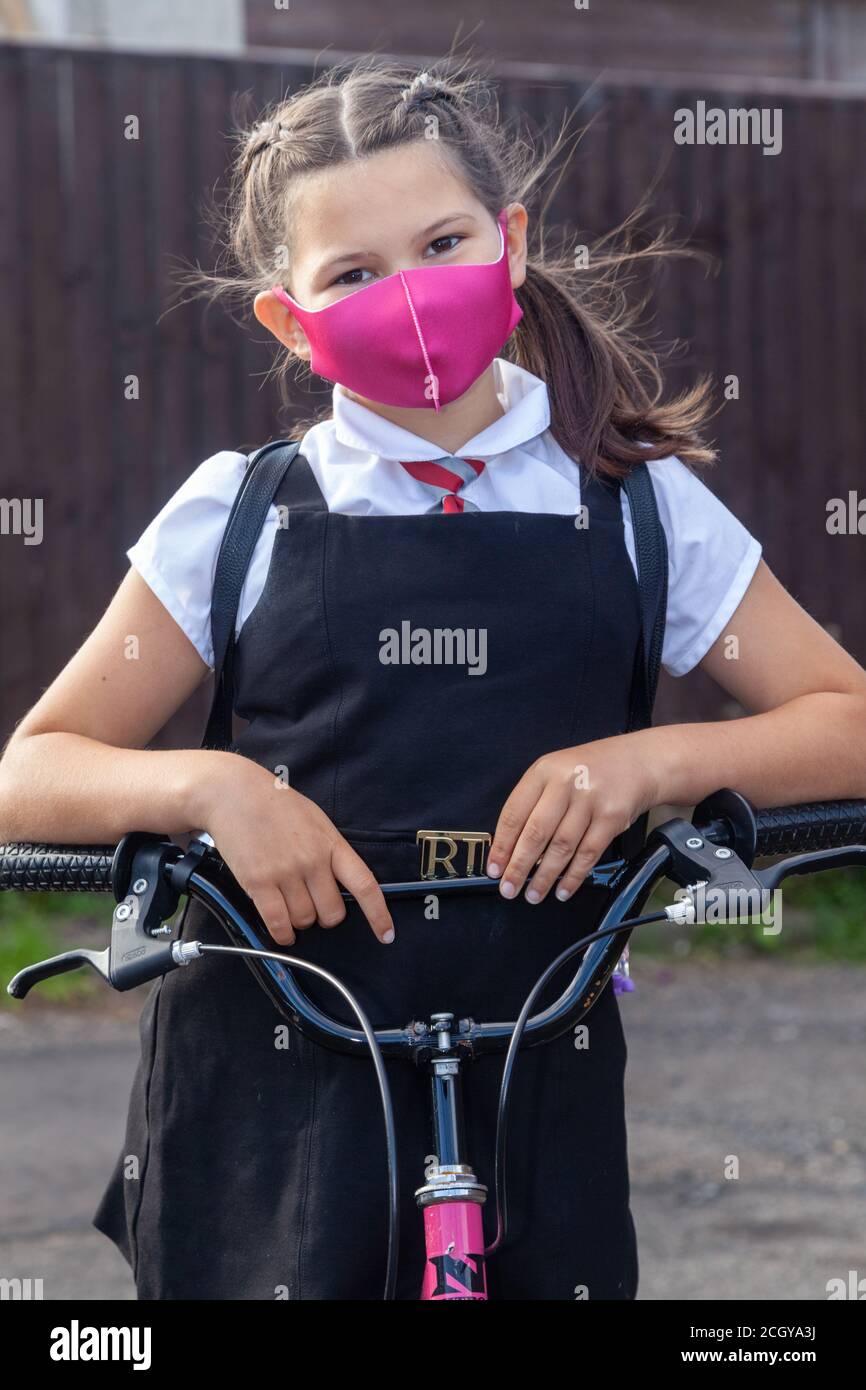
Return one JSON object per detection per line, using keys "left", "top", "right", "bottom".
{"left": 342, "top": 364, "right": 504, "bottom": 455}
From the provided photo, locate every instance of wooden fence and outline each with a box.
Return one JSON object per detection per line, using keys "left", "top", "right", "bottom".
{"left": 1, "top": 40, "right": 864, "bottom": 750}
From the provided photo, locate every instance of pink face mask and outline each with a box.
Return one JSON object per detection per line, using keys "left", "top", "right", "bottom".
{"left": 271, "top": 211, "right": 522, "bottom": 411}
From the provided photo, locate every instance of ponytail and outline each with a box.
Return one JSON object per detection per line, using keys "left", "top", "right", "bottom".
{"left": 510, "top": 256, "right": 718, "bottom": 478}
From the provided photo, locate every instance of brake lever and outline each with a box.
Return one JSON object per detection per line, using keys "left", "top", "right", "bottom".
{"left": 755, "top": 844, "right": 866, "bottom": 892}
{"left": 7, "top": 947, "right": 112, "bottom": 998}
{"left": 7, "top": 835, "right": 200, "bottom": 1001}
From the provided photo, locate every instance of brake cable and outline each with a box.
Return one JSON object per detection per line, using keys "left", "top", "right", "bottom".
{"left": 485, "top": 907, "right": 669, "bottom": 1256}
{"left": 173, "top": 939, "right": 401, "bottom": 1303}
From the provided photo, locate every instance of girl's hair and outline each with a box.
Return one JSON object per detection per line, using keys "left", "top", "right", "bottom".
{"left": 188, "top": 57, "right": 718, "bottom": 477}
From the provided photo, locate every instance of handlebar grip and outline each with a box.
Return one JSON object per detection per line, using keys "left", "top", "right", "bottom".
{"left": 0, "top": 843, "right": 115, "bottom": 893}
{"left": 754, "top": 801, "right": 866, "bottom": 856}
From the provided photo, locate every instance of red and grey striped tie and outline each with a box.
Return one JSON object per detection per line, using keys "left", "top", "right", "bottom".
{"left": 400, "top": 456, "right": 485, "bottom": 513}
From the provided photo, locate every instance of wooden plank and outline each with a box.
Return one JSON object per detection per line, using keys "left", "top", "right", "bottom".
{"left": 792, "top": 93, "right": 839, "bottom": 625}
{"left": 243, "top": 0, "right": 863, "bottom": 81}
{"left": 749, "top": 94, "right": 799, "bottom": 598}
{"left": 827, "top": 96, "right": 866, "bottom": 658}
{"left": 720, "top": 88, "right": 759, "bottom": 533}
{"left": 190, "top": 56, "right": 236, "bottom": 459}
{"left": 0, "top": 45, "right": 32, "bottom": 724}
{"left": 150, "top": 55, "right": 197, "bottom": 505}
{"left": 107, "top": 52, "right": 156, "bottom": 578}
{"left": 22, "top": 46, "right": 77, "bottom": 713}
{"left": 65, "top": 50, "right": 116, "bottom": 629}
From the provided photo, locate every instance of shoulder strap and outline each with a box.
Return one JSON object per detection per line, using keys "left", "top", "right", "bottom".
{"left": 621, "top": 462, "right": 668, "bottom": 729}
{"left": 201, "top": 440, "right": 301, "bottom": 751}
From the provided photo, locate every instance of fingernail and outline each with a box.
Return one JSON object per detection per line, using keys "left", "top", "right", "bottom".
{"left": 500, "top": 880, "right": 516, "bottom": 899}
{"left": 556, "top": 887, "right": 570, "bottom": 901}
{"left": 525, "top": 888, "right": 540, "bottom": 904}
{"left": 487, "top": 860, "right": 501, "bottom": 877}
{"left": 382, "top": 928, "right": 395, "bottom": 944}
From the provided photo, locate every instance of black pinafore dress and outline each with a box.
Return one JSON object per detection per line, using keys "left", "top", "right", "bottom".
{"left": 94, "top": 453, "right": 656, "bottom": 1301}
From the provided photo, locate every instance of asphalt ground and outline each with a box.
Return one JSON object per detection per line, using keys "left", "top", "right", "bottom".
{"left": 1, "top": 960, "right": 863, "bottom": 1301}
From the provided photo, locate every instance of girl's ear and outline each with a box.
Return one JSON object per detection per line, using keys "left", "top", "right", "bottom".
{"left": 253, "top": 289, "right": 311, "bottom": 362}
{"left": 504, "top": 203, "right": 529, "bottom": 292}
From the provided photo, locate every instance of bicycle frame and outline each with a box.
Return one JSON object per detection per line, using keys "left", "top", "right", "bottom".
{"left": 176, "top": 860, "right": 665, "bottom": 1300}
{"left": 170, "top": 848, "right": 664, "bottom": 1300}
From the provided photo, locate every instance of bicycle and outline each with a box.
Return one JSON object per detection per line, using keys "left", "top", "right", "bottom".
{"left": 4, "top": 786, "right": 866, "bottom": 1301}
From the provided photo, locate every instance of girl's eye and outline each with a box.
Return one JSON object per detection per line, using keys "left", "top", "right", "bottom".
{"left": 333, "top": 267, "right": 375, "bottom": 287}
{"left": 330, "top": 235, "right": 463, "bottom": 287}
{"left": 426, "top": 234, "right": 462, "bottom": 257}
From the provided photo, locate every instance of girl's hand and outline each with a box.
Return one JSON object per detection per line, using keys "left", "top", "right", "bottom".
{"left": 487, "top": 735, "right": 660, "bottom": 903}
{"left": 195, "top": 753, "right": 395, "bottom": 947}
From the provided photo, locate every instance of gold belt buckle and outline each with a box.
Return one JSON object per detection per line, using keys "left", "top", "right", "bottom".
{"left": 416, "top": 830, "right": 492, "bottom": 880}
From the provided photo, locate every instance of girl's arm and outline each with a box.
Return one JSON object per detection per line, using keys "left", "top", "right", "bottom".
{"left": 489, "top": 560, "right": 866, "bottom": 902}
{"left": 0, "top": 568, "right": 216, "bottom": 843}
{"left": 643, "top": 558, "right": 866, "bottom": 809}
{"left": 0, "top": 569, "right": 394, "bottom": 944}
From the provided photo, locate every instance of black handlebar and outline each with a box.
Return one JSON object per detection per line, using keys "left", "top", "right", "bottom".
{"left": 3, "top": 791, "right": 866, "bottom": 1059}
{"left": 0, "top": 843, "right": 115, "bottom": 894}
{"left": 3, "top": 796, "right": 866, "bottom": 897}
{"left": 754, "top": 800, "right": 866, "bottom": 856}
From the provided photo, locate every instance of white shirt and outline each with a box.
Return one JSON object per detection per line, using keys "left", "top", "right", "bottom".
{"left": 128, "top": 359, "right": 762, "bottom": 678}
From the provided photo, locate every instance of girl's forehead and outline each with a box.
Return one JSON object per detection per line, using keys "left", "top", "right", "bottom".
{"left": 288, "top": 143, "right": 484, "bottom": 263}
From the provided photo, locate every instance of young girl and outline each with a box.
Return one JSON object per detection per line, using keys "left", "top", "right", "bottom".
{"left": 2, "top": 60, "right": 865, "bottom": 1302}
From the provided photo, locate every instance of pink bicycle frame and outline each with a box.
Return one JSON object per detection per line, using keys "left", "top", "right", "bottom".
{"left": 414, "top": 1013, "right": 489, "bottom": 1300}
{"left": 421, "top": 1198, "right": 488, "bottom": 1301}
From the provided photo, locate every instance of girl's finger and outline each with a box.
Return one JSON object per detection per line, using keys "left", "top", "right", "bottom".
{"left": 487, "top": 763, "right": 549, "bottom": 879}
{"left": 281, "top": 879, "right": 318, "bottom": 931}
{"left": 555, "top": 815, "right": 622, "bottom": 900}
{"left": 332, "top": 842, "right": 395, "bottom": 943}
{"left": 248, "top": 884, "right": 296, "bottom": 946}
{"left": 523, "top": 804, "right": 591, "bottom": 903}
{"left": 497, "top": 784, "right": 570, "bottom": 898}
{"left": 306, "top": 867, "right": 348, "bottom": 929}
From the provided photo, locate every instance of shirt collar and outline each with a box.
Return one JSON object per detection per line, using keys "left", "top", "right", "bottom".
{"left": 331, "top": 358, "right": 551, "bottom": 461}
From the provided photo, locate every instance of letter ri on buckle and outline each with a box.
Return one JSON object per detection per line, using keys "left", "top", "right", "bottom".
{"left": 416, "top": 830, "right": 492, "bottom": 880}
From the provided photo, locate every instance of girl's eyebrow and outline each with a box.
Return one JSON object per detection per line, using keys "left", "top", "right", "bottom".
{"left": 419, "top": 211, "right": 478, "bottom": 239}
{"left": 317, "top": 247, "right": 378, "bottom": 276}
{"left": 315, "top": 213, "right": 478, "bottom": 277}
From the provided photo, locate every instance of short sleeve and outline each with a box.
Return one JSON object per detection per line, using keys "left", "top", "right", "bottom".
{"left": 622, "top": 456, "right": 763, "bottom": 678}
{"left": 126, "top": 450, "right": 252, "bottom": 671}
